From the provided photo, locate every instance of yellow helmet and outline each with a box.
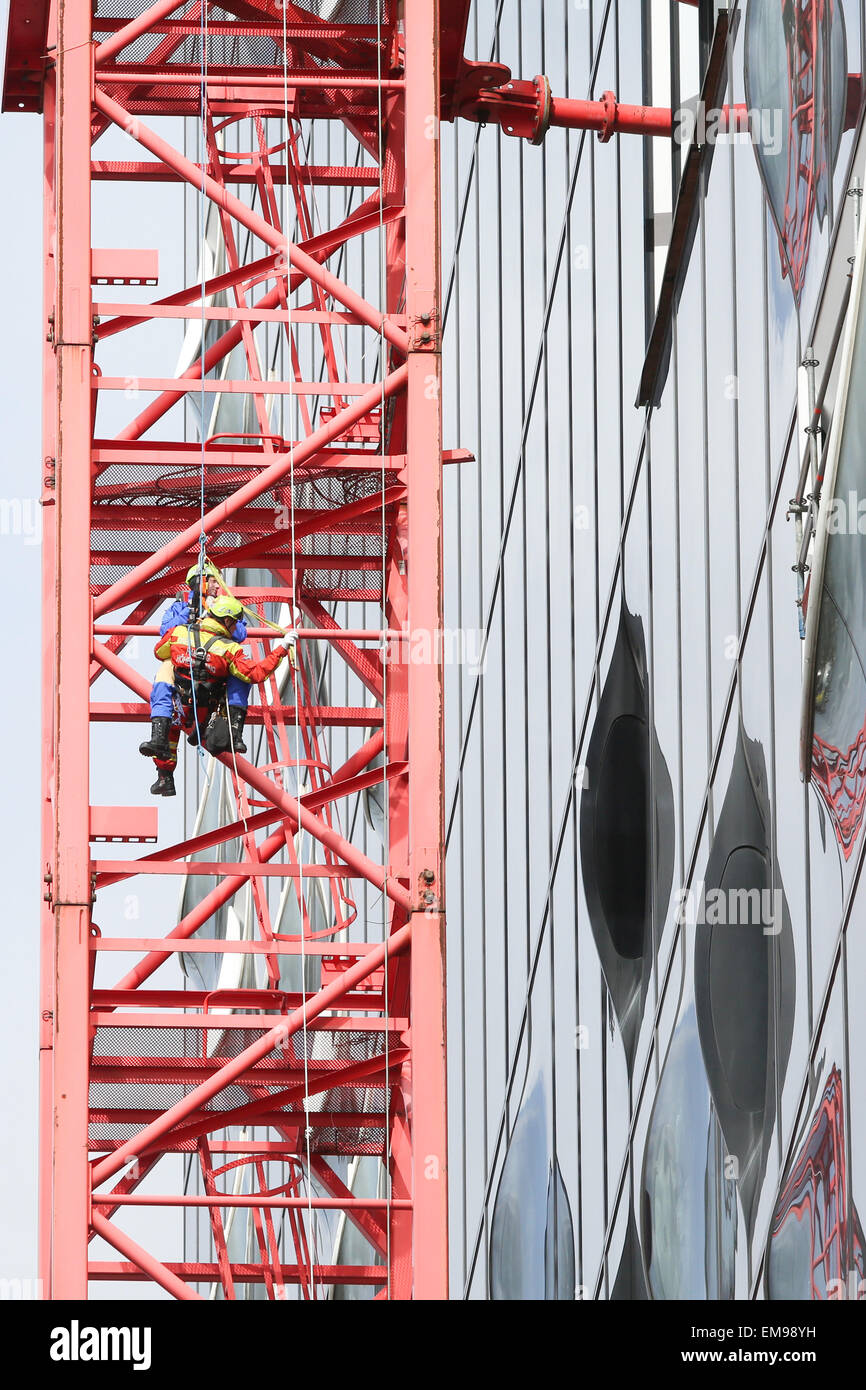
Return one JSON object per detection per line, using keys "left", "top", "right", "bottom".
{"left": 186, "top": 558, "right": 219, "bottom": 585}
{"left": 209, "top": 594, "right": 244, "bottom": 625}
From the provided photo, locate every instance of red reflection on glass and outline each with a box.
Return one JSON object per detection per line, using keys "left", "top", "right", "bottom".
{"left": 768, "top": 1065, "right": 864, "bottom": 1298}
{"left": 811, "top": 716, "right": 866, "bottom": 859}
{"left": 748, "top": 0, "right": 847, "bottom": 302}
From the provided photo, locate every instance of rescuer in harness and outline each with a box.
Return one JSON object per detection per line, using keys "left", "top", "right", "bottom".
{"left": 139, "top": 594, "right": 291, "bottom": 796}
{"left": 140, "top": 560, "right": 254, "bottom": 760}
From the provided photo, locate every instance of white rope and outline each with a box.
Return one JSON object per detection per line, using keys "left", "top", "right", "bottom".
{"left": 374, "top": 0, "right": 392, "bottom": 1302}
{"left": 282, "top": 3, "right": 320, "bottom": 1302}
{"left": 186, "top": 0, "right": 210, "bottom": 763}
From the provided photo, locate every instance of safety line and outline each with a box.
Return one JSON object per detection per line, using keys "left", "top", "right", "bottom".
{"left": 281, "top": 2, "right": 320, "bottom": 1303}
{"left": 186, "top": 0, "right": 211, "bottom": 762}
{"left": 374, "top": 0, "right": 392, "bottom": 1303}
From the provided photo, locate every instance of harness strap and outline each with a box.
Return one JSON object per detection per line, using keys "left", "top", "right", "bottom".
{"left": 180, "top": 625, "right": 226, "bottom": 695}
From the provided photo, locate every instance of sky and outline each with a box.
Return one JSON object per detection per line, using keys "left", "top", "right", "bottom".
{"left": 0, "top": 91, "right": 42, "bottom": 1281}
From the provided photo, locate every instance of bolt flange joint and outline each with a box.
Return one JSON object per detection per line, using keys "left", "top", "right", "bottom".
{"left": 598, "top": 91, "right": 618, "bottom": 143}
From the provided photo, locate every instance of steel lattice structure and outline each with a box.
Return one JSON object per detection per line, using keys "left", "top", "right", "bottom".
{"left": 5, "top": 0, "right": 460, "bottom": 1301}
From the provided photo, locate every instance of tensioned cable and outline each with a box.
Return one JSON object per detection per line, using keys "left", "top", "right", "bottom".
{"left": 443, "top": 1, "right": 619, "bottom": 1293}
{"left": 197, "top": 2, "right": 208, "bottom": 568}
{"left": 276, "top": 18, "right": 393, "bottom": 1297}
{"left": 186, "top": 0, "right": 211, "bottom": 761}
{"left": 374, "top": 0, "right": 392, "bottom": 1301}
{"left": 445, "top": 0, "right": 615, "bottom": 859}
{"left": 281, "top": 2, "right": 320, "bottom": 1302}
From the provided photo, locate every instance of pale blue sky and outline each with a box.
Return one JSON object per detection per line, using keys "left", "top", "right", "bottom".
{"left": 0, "top": 93, "right": 42, "bottom": 1280}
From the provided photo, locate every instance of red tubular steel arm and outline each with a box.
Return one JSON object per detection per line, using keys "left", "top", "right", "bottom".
{"left": 550, "top": 91, "right": 673, "bottom": 139}
{"left": 456, "top": 75, "right": 674, "bottom": 144}
{"left": 457, "top": 73, "right": 863, "bottom": 144}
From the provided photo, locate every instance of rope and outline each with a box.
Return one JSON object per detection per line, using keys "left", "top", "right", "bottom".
{"left": 186, "top": 0, "right": 211, "bottom": 763}
{"left": 281, "top": 2, "right": 320, "bottom": 1302}
{"left": 374, "top": 0, "right": 392, "bottom": 1303}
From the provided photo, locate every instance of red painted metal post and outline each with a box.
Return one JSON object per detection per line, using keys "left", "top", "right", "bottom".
{"left": 404, "top": 0, "right": 449, "bottom": 1298}
{"left": 38, "top": 29, "right": 57, "bottom": 1298}
{"left": 50, "top": 0, "right": 94, "bottom": 1298}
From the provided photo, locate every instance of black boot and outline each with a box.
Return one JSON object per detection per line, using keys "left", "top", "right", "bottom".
{"left": 139, "top": 716, "right": 171, "bottom": 759}
{"left": 150, "top": 767, "right": 176, "bottom": 796}
{"left": 228, "top": 705, "right": 247, "bottom": 753}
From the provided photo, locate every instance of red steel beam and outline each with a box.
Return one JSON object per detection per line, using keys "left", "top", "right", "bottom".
{"left": 89, "top": 702, "right": 382, "bottom": 727}
{"left": 88, "top": 1262, "right": 386, "bottom": 1285}
{"left": 399, "top": 0, "right": 450, "bottom": 1299}
{"left": 37, "top": 37, "right": 57, "bottom": 1294}
{"left": 50, "top": 0, "right": 93, "bottom": 1299}
{"left": 93, "top": 1194, "right": 411, "bottom": 1210}
{"left": 91, "top": 161, "right": 382, "bottom": 185}
{"left": 96, "top": 67, "right": 405, "bottom": 91}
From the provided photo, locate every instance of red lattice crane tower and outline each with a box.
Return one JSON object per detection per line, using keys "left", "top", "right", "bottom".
{"left": 4, "top": 0, "right": 464, "bottom": 1301}
{"left": 3, "top": 0, "right": 700, "bottom": 1301}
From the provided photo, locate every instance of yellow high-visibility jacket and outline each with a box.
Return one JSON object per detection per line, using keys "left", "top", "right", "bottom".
{"left": 154, "top": 615, "right": 285, "bottom": 687}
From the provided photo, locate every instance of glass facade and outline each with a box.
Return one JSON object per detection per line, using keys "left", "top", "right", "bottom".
{"left": 443, "top": 0, "right": 866, "bottom": 1299}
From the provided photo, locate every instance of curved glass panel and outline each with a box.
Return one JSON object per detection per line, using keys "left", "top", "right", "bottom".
{"left": 544, "top": 1156, "right": 577, "bottom": 1300}
{"left": 640, "top": 1004, "right": 738, "bottom": 1299}
{"left": 695, "top": 723, "right": 795, "bottom": 1235}
{"left": 489, "top": 1047, "right": 575, "bottom": 1300}
{"left": 705, "top": 1111, "right": 739, "bottom": 1301}
{"left": 610, "top": 1202, "right": 649, "bottom": 1300}
{"left": 596, "top": 714, "right": 648, "bottom": 958}
{"left": 766, "top": 1065, "right": 866, "bottom": 1299}
{"left": 811, "top": 596, "right": 866, "bottom": 858}
{"left": 803, "top": 209, "right": 866, "bottom": 858}
{"left": 745, "top": 0, "right": 847, "bottom": 301}
{"left": 708, "top": 847, "right": 770, "bottom": 1113}
{"left": 580, "top": 603, "right": 675, "bottom": 1070}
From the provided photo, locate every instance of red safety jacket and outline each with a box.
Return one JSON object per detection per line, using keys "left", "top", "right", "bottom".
{"left": 154, "top": 615, "right": 285, "bottom": 687}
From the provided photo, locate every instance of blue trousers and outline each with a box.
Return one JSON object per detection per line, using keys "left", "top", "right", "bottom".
{"left": 150, "top": 675, "right": 250, "bottom": 719}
